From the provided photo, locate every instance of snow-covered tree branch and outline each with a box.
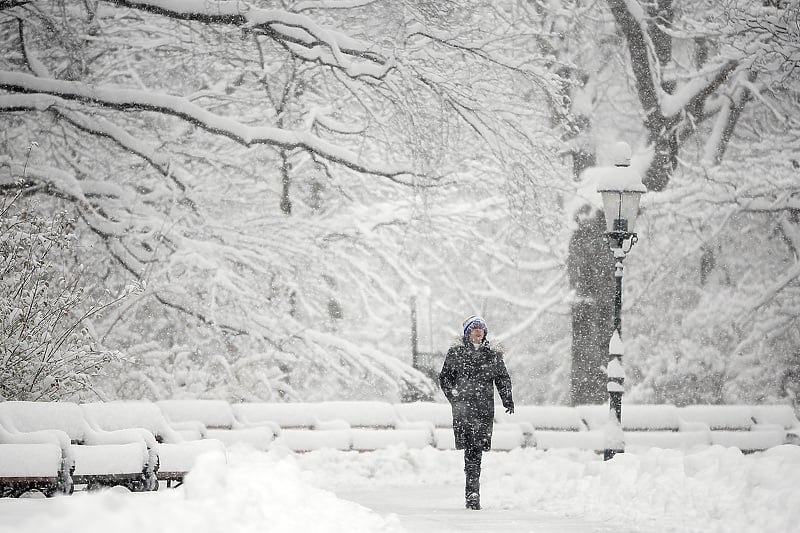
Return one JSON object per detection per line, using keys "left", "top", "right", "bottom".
{"left": 1, "top": 0, "right": 569, "bottom": 401}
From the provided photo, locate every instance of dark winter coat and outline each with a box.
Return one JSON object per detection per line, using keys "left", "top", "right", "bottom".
{"left": 438, "top": 338, "right": 514, "bottom": 451}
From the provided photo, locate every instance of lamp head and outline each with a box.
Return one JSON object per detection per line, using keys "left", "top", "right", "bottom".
{"left": 596, "top": 143, "right": 646, "bottom": 237}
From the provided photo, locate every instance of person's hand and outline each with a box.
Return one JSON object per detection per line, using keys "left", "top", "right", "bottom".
{"left": 504, "top": 402, "right": 514, "bottom": 415}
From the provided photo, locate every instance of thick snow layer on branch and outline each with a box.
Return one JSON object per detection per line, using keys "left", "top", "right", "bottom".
{"left": 293, "top": 0, "right": 377, "bottom": 9}
{"left": 246, "top": 10, "right": 374, "bottom": 53}
{"left": 0, "top": 94, "right": 61, "bottom": 112}
{"left": 0, "top": 71, "right": 410, "bottom": 177}
{"left": 659, "top": 64, "right": 732, "bottom": 117}
{"left": 113, "top": 1, "right": 392, "bottom": 78}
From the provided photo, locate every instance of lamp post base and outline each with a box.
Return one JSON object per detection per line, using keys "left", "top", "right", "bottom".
{"left": 605, "top": 362, "right": 625, "bottom": 461}
{"left": 604, "top": 448, "right": 623, "bottom": 461}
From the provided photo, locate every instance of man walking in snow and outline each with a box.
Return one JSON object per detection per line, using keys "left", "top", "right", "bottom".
{"left": 439, "top": 315, "right": 514, "bottom": 510}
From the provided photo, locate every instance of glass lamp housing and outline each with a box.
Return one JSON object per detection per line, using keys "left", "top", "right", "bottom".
{"left": 596, "top": 165, "right": 646, "bottom": 234}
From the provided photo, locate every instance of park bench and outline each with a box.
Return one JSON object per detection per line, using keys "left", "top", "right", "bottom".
{"left": 0, "top": 401, "right": 156, "bottom": 494}
{"left": 227, "top": 401, "right": 796, "bottom": 454}
{"left": 81, "top": 401, "right": 226, "bottom": 487}
{"left": 678, "top": 405, "right": 786, "bottom": 453}
{"left": 392, "top": 401, "right": 528, "bottom": 451}
{"left": 393, "top": 401, "right": 453, "bottom": 450}
{"left": 315, "top": 401, "right": 432, "bottom": 451}
{"left": 497, "top": 405, "right": 603, "bottom": 451}
{"left": 486, "top": 422, "right": 528, "bottom": 451}
{"left": 577, "top": 404, "right": 711, "bottom": 452}
{"left": 232, "top": 402, "right": 352, "bottom": 452}
{"left": 749, "top": 405, "right": 800, "bottom": 445}
{"left": 0, "top": 426, "right": 69, "bottom": 498}
{"left": 156, "top": 399, "right": 274, "bottom": 451}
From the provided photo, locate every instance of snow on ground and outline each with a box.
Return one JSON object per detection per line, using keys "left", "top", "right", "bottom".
{"left": 295, "top": 444, "right": 800, "bottom": 532}
{"left": 2, "top": 443, "right": 800, "bottom": 533}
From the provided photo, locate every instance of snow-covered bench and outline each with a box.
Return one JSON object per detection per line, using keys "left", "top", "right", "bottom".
{"left": 487, "top": 421, "right": 528, "bottom": 451}
{"left": 81, "top": 401, "right": 185, "bottom": 443}
{"left": 1, "top": 405, "right": 75, "bottom": 497}
{"left": 231, "top": 402, "right": 301, "bottom": 430}
{"left": 314, "top": 401, "right": 432, "bottom": 451}
{"left": 678, "top": 405, "right": 786, "bottom": 453}
{"left": 0, "top": 401, "right": 156, "bottom": 493}
{"left": 81, "top": 401, "right": 226, "bottom": 487}
{"left": 498, "top": 405, "right": 587, "bottom": 432}
{"left": 496, "top": 405, "right": 598, "bottom": 451}
{"left": 750, "top": 405, "right": 800, "bottom": 445}
{"left": 234, "top": 401, "right": 438, "bottom": 452}
{"left": 389, "top": 401, "right": 526, "bottom": 451}
{"left": 484, "top": 406, "right": 534, "bottom": 450}
{"left": 0, "top": 433, "right": 68, "bottom": 498}
{"left": 157, "top": 400, "right": 274, "bottom": 451}
{"left": 232, "top": 402, "right": 350, "bottom": 452}
{"left": 236, "top": 401, "right": 430, "bottom": 452}
{"left": 577, "top": 404, "right": 711, "bottom": 452}
{"left": 393, "top": 402, "right": 454, "bottom": 450}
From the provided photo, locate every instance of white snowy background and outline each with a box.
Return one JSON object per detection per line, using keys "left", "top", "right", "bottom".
{"left": 2, "top": 1, "right": 800, "bottom": 531}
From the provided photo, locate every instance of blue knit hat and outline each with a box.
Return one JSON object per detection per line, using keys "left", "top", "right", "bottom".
{"left": 463, "top": 315, "right": 488, "bottom": 339}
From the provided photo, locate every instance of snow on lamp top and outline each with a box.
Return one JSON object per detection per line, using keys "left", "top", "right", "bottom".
{"left": 596, "top": 142, "right": 646, "bottom": 193}
{"left": 595, "top": 165, "right": 647, "bottom": 194}
{"left": 596, "top": 142, "right": 646, "bottom": 234}
{"left": 567, "top": 141, "right": 648, "bottom": 232}
{"left": 612, "top": 140, "right": 632, "bottom": 167}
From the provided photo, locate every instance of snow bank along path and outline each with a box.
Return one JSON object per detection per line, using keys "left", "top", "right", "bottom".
{"left": 2, "top": 444, "right": 800, "bottom": 533}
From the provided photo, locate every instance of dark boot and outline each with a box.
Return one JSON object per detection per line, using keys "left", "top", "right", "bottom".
{"left": 464, "top": 448, "right": 482, "bottom": 510}
{"left": 465, "top": 491, "right": 481, "bottom": 510}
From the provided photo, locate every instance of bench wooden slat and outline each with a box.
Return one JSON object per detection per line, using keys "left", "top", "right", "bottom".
{"left": 72, "top": 472, "right": 143, "bottom": 484}
{"left": 0, "top": 476, "right": 58, "bottom": 483}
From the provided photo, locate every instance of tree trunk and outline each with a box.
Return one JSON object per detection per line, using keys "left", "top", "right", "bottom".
{"left": 556, "top": 63, "right": 607, "bottom": 405}
{"left": 567, "top": 211, "right": 615, "bottom": 405}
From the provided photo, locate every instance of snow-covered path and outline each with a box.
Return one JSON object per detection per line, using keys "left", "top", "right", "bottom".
{"left": 2, "top": 445, "right": 799, "bottom": 533}
{"left": 339, "top": 484, "right": 627, "bottom": 532}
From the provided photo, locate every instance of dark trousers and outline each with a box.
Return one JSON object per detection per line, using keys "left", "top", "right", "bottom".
{"left": 464, "top": 447, "right": 483, "bottom": 497}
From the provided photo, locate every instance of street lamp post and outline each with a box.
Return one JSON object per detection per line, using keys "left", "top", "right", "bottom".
{"left": 596, "top": 141, "right": 646, "bottom": 461}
